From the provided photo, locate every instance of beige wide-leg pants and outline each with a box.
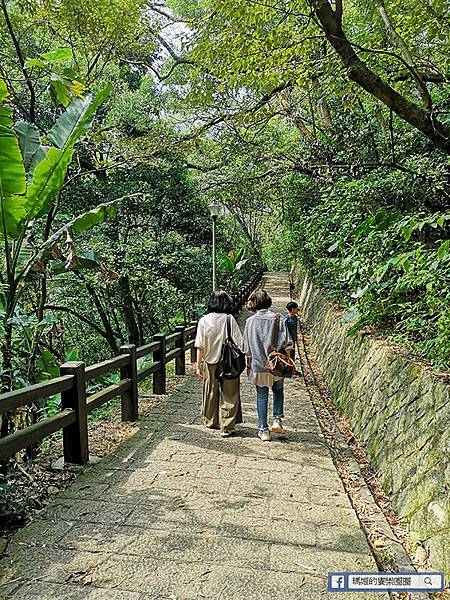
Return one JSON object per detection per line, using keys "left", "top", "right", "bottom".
{"left": 202, "top": 363, "right": 242, "bottom": 431}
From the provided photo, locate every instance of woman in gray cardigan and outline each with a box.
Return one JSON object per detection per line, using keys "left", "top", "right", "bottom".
{"left": 243, "top": 290, "right": 293, "bottom": 441}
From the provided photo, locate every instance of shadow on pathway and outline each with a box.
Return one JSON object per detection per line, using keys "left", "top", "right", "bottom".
{"left": 0, "top": 273, "right": 387, "bottom": 600}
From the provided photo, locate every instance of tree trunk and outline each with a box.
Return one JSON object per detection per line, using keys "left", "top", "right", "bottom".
{"left": 1, "top": 317, "right": 14, "bottom": 439}
{"left": 320, "top": 100, "right": 332, "bottom": 128}
{"left": 1, "top": 319, "right": 13, "bottom": 396}
{"left": 85, "top": 282, "right": 119, "bottom": 354}
{"left": 118, "top": 275, "right": 140, "bottom": 345}
{"left": 375, "top": 0, "right": 431, "bottom": 112}
{"left": 312, "top": 0, "right": 450, "bottom": 154}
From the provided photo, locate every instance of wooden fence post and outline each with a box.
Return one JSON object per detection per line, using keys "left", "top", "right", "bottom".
{"left": 60, "top": 361, "right": 88, "bottom": 465}
{"left": 189, "top": 321, "right": 197, "bottom": 363}
{"left": 120, "top": 344, "right": 138, "bottom": 422}
{"left": 153, "top": 333, "right": 166, "bottom": 395}
{"left": 175, "top": 326, "right": 186, "bottom": 375}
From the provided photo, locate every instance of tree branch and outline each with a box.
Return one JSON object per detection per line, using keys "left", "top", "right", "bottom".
{"left": 335, "top": 0, "right": 343, "bottom": 25}
{"left": 156, "top": 33, "right": 182, "bottom": 62}
{"left": 44, "top": 305, "right": 109, "bottom": 338}
{"left": 375, "top": 0, "right": 432, "bottom": 113}
{"left": 311, "top": 0, "right": 450, "bottom": 153}
{"left": 1, "top": 0, "right": 36, "bottom": 122}
{"left": 146, "top": 3, "right": 186, "bottom": 23}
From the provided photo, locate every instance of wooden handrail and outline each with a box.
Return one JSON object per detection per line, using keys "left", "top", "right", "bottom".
{"left": 136, "top": 361, "right": 161, "bottom": 383}
{"left": 165, "top": 331, "right": 181, "bottom": 344}
{"left": 165, "top": 348, "right": 182, "bottom": 363}
{"left": 135, "top": 340, "right": 159, "bottom": 360}
{"left": 0, "top": 375, "right": 75, "bottom": 412}
{"left": 87, "top": 379, "right": 131, "bottom": 413}
{"left": 0, "top": 409, "right": 76, "bottom": 460}
{"left": 0, "top": 270, "right": 263, "bottom": 465}
{"left": 85, "top": 355, "right": 130, "bottom": 382}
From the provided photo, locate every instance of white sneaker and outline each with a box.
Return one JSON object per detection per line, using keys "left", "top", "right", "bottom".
{"left": 258, "top": 429, "right": 271, "bottom": 442}
{"left": 221, "top": 430, "right": 232, "bottom": 438}
{"left": 271, "top": 418, "right": 285, "bottom": 434}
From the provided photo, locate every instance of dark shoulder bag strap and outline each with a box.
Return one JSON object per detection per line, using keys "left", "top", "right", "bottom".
{"left": 226, "top": 314, "right": 232, "bottom": 340}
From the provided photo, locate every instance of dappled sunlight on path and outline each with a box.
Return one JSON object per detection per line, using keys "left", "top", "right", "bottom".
{"left": 0, "top": 274, "right": 386, "bottom": 600}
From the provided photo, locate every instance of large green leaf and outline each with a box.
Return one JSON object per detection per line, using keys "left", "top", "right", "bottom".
{"left": 44, "top": 200, "right": 118, "bottom": 249}
{"left": 0, "top": 124, "right": 27, "bottom": 198}
{"left": 0, "top": 80, "right": 25, "bottom": 203}
{"left": 40, "top": 46, "right": 73, "bottom": 62}
{"left": 26, "top": 146, "right": 74, "bottom": 220}
{"left": 0, "top": 78, "right": 8, "bottom": 104}
{"left": 15, "top": 120, "right": 49, "bottom": 176}
{"left": 0, "top": 195, "right": 28, "bottom": 237}
{"left": 0, "top": 77, "right": 27, "bottom": 218}
{"left": 217, "top": 252, "right": 234, "bottom": 273}
{"left": 48, "top": 85, "right": 111, "bottom": 149}
{"left": 71, "top": 202, "right": 117, "bottom": 234}
{"left": 14, "top": 121, "right": 43, "bottom": 172}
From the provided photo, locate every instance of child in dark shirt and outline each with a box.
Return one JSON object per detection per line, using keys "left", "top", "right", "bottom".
{"left": 284, "top": 301, "right": 299, "bottom": 360}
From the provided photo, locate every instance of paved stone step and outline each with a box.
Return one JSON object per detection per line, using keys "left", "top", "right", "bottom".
{"left": 0, "top": 273, "right": 388, "bottom": 600}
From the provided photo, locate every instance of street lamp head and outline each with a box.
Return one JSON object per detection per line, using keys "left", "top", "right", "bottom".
{"left": 208, "top": 202, "right": 221, "bottom": 218}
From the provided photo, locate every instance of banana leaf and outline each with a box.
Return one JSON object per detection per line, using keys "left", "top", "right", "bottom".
{"left": 48, "top": 85, "right": 111, "bottom": 149}
{"left": 26, "top": 146, "right": 74, "bottom": 220}
{"left": 14, "top": 121, "right": 45, "bottom": 173}
{"left": 0, "top": 124, "right": 26, "bottom": 198}
{"left": 0, "top": 195, "right": 28, "bottom": 237}
{"left": 0, "top": 79, "right": 27, "bottom": 236}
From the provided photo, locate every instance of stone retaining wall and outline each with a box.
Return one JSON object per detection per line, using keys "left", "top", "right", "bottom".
{"left": 297, "top": 270, "right": 450, "bottom": 578}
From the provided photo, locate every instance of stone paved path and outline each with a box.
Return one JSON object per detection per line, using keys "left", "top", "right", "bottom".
{"left": 0, "top": 273, "right": 386, "bottom": 599}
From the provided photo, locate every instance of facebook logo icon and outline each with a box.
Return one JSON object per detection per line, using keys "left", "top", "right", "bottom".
{"left": 329, "top": 574, "right": 348, "bottom": 591}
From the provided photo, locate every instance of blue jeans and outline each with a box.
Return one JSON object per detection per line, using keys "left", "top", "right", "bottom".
{"left": 256, "top": 380, "right": 284, "bottom": 431}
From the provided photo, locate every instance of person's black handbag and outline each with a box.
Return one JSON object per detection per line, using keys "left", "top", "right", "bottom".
{"left": 216, "top": 315, "right": 246, "bottom": 380}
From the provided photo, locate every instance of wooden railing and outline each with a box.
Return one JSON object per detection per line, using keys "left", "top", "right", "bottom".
{"left": 0, "top": 270, "right": 263, "bottom": 465}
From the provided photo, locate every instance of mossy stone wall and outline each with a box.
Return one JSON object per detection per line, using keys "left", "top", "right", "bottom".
{"left": 297, "top": 270, "right": 450, "bottom": 578}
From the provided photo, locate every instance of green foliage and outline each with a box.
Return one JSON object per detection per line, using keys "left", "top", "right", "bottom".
{"left": 25, "top": 45, "right": 86, "bottom": 107}
{"left": 0, "top": 78, "right": 111, "bottom": 239}
{"left": 217, "top": 247, "right": 248, "bottom": 292}
{"left": 176, "top": 0, "right": 450, "bottom": 148}
{"left": 281, "top": 174, "right": 450, "bottom": 371}
{"left": 0, "top": 74, "right": 116, "bottom": 404}
{"left": 346, "top": 212, "right": 450, "bottom": 369}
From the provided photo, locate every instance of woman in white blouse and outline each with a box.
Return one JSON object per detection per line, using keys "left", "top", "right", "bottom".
{"left": 195, "top": 291, "right": 243, "bottom": 438}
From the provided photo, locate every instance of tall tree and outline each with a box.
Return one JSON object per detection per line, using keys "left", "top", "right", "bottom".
{"left": 172, "top": 0, "right": 450, "bottom": 153}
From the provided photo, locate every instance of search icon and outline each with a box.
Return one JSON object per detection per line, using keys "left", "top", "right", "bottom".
{"left": 424, "top": 576, "right": 433, "bottom": 585}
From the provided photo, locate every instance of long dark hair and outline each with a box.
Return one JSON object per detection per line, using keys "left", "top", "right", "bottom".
{"left": 207, "top": 290, "right": 232, "bottom": 314}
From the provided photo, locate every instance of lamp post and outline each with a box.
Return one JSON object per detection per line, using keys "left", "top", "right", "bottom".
{"left": 208, "top": 203, "right": 221, "bottom": 291}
